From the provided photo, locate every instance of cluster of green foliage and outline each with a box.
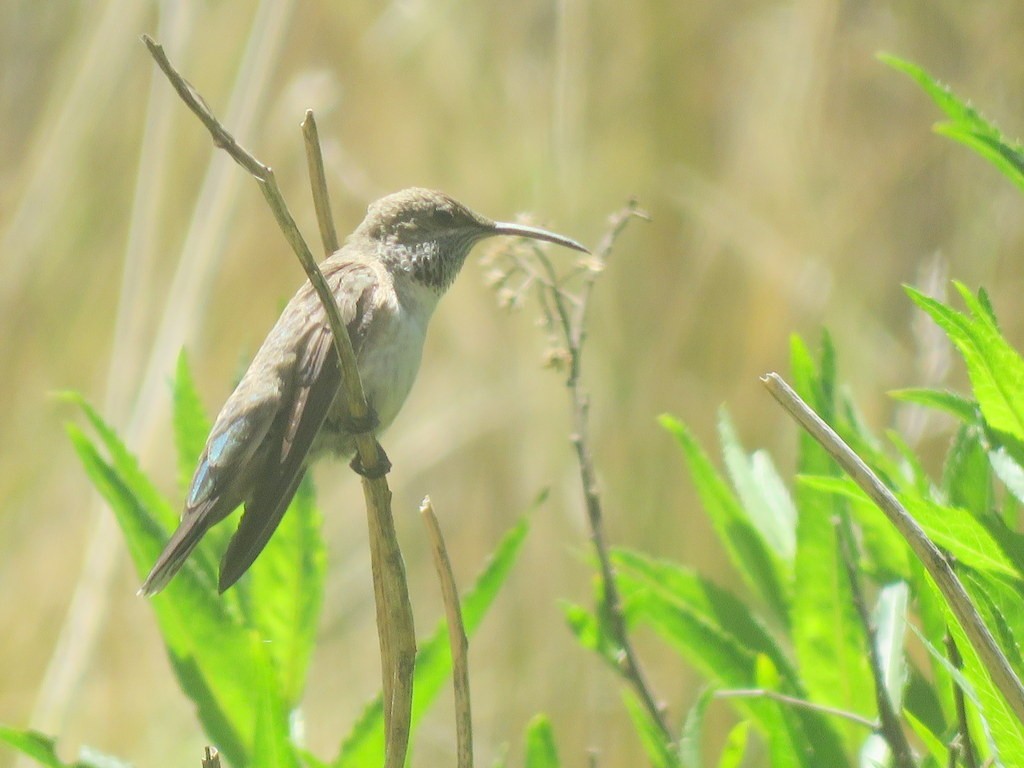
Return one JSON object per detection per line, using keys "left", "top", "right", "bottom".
{"left": 5, "top": 55, "right": 1024, "bottom": 768}
{"left": 552, "top": 55, "right": 1024, "bottom": 767}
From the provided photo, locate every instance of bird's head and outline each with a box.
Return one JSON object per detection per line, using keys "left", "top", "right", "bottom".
{"left": 353, "top": 188, "right": 588, "bottom": 292}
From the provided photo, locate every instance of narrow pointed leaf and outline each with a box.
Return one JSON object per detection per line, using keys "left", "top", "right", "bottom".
{"left": 524, "top": 715, "right": 560, "bottom": 768}
{"left": 881, "top": 54, "right": 1024, "bottom": 192}
{"left": 660, "top": 414, "right": 788, "bottom": 622}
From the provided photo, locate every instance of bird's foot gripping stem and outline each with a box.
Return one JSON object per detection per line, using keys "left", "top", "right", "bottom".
{"left": 344, "top": 407, "right": 380, "bottom": 435}
{"left": 350, "top": 441, "right": 392, "bottom": 479}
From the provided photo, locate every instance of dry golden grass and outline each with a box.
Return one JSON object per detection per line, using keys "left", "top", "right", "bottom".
{"left": 3, "top": 1, "right": 1024, "bottom": 765}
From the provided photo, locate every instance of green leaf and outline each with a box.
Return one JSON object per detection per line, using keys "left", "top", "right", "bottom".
{"left": 251, "top": 645, "right": 302, "bottom": 768}
{"left": 881, "top": 54, "right": 1024, "bottom": 192}
{"left": 334, "top": 516, "right": 530, "bottom": 767}
{"left": 678, "top": 688, "right": 714, "bottom": 768}
{"left": 872, "top": 582, "right": 910, "bottom": 711}
{"left": 803, "top": 474, "right": 1024, "bottom": 583}
{"left": 172, "top": 349, "right": 211, "bottom": 492}
{"left": 791, "top": 485, "right": 872, "bottom": 747}
{"left": 66, "top": 409, "right": 280, "bottom": 768}
{"left": 889, "top": 388, "right": 979, "bottom": 424}
{"left": 240, "top": 475, "right": 326, "bottom": 707}
{"left": 0, "top": 727, "right": 73, "bottom": 768}
{"left": 990, "top": 448, "right": 1024, "bottom": 507}
{"left": 659, "top": 414, "right": 789, "bottom": 623}
{"left": 0, "top": 727, "right": 132, "bottom": 768}
{"left": 524, "top": 715, "right": 560, "bottom": 768}
{"left": 903, "top": 709, "right": 949, "bottom": 767}
{"left": 913, "top": 618, "right": 1024, "bottom": 765}
{"left": 752, "top": 656, "right": 805, "bottom": 768}
{"left": 902, "top": 495, "right": 1022, "bottom": 581}
{"left": 718, "top": 407, "right": 797, "bottom": 562}
{"left": 614, "top": 550, "right": 846, "bottom": 766}
{"left": 906, "top": 284, "right": 1024, "bottom": 448}
{"left": 614, "top": 550, "right": 795, "bottom": 685}
{"left": 62, "top": 392, "right": 178, "bottom": 531}
{"left": 787, "top": 337, "right": 873, "bottom": 752}
{"left": 622, "top": 690, "right": 680, "bottom": 768}
{"left": 943, "top": 425, "right": 994, "bottom": 518}
{"left": 716, "top": 722, "right": 750, "bottom": 768}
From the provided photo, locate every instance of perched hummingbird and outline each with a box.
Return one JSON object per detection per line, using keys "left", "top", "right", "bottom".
{"left": 141, "top": 188, "right": 588, "bottom": 596}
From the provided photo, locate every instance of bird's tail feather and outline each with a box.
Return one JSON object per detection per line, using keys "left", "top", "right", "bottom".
{"left": 139, "top": 515, "right": 211, "bottom": 597}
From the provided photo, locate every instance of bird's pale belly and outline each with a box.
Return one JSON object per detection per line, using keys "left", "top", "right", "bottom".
{"left": 313, "top": 304, "right": 428, "bottom": 457}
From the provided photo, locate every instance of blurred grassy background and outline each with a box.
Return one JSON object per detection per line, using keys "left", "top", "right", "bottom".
{"left": 3, "top": 1, "right": 1024, "bottom": 765}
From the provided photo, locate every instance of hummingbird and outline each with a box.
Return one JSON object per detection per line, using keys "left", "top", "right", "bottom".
{"left": 141, "top": 188, "right": 588, "bottom": 596}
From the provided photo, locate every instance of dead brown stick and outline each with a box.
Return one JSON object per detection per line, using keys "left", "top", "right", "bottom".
{"left": 762, "top": 371, "right": 1024, "bottom": 727}
{"left": 421, "top": 497, "right": 473, "bottom": 768}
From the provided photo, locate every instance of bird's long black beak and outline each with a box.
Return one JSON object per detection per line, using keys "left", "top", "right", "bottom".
{"left": 491, "top": 221, "right": 590, "bottom": 254}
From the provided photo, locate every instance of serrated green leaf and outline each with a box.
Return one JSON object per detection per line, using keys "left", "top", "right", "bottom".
{"left": 240, "top": 476, "right": 325, "bottom": 707}
{"left": 718, "top": 408, "right": 797, "bottom": 562}
{"left": 802, "top": 474, "right": 1024, "bottom": 582}
{"left": 906, "top": 284, "right": 1024, "bottom": 447}
{"left": 889, "top": 387, "right": 979, "bottom": 424}
{"left": 622, "top": 690, "right": 679, "bottom": 768}
{"left": 753, "top": 656, "right": 805, "bottom": 768}
{"left": 659, "top": 414, "right": 789, "bottom": 623}
{"left": 716, "top": 721, "right": 750, "bottom": 768}
{"left": 173, "top": 349, "right": 211, "bottom": 492}
{"left": 792, "top": 484, "right": 872, "bottom": 749}
{"left": 881, "top": 54, "right": 1024, "bottom": 192}
{"left": 614, "top": 550, "right": 846, "bottom": 765}
{"left": 958, "top": 567, "right": 1024, "bottom": 677}
{"left": 903, "top": 709, "right": 949, "bottom": 767}
{"left": 872, "top": 582, "right": 910, "bottom": 711}
{"left": 65, "top": 412, "right": 277, "bottom": 767}
{"left": 64, "top": 392, "right": 178, "bottom": 530}
{"left": 678, "top": 688, "right": 714, "bottom": 768}
{"left": 252, "top": 643, "right": 302, "bottom": 768}
{"left": 334, "top": 516, "right": 530, "bottom": 768}
{"left": 524, "top": 715, "right": 560, "bottom": 768}
{"left": 944, "top": 425, "right": 994, "bottom": 517}
{"left": 903, "top": 495, "right": 1022, "bottom": 581}
{"left": 0, "top": 726, "right": 72, "bottom": 768}
{"left": 912, "top": 617, "right": 1024, "bottom": 765}
{"left": 614, "top": 550, "right": 795, "bottom": 685}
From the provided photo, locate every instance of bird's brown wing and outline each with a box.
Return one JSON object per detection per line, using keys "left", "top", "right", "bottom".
{"left": 215, "top": 326, "right": 339, "bottom": 591}
{"left": 217, "top": 263, "right": 378, "bottom": 592}
{"left": 141, "top": 258, "right": 378, "bottom": 596}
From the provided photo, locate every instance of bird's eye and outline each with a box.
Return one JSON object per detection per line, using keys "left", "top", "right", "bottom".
{"left": 433, "top": 208, "right": 456, "bottom": 226}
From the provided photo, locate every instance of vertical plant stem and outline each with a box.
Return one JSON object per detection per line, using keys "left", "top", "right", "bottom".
{"left": 835, "top": 517, "right": 915, "bottom": 768}
{"left": 536, "top": 202, "right": 670, "bottom": 740}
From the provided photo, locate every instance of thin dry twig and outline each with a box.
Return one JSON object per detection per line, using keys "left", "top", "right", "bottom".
{"left": 492, "top": 201, "right": 669, "bottom": 739}
{"left": 762, "top": 371, "right": 1024, "bottom": 727}
{"left": 301, "top": 110, "right": 340, "bottom": 255}
{"left": 945, "top": 633, "right": 979, "bottom": 768}
{"left": 715, "top": 689, "right": 878, "bottom": 731}
{"left": 143, "top": 35, "right": 415, "bottom": 767}
{"left": 421, "top": 497, "right": 474, "bottom": 768}
{"left": 201, "top": 746, "right": 221, "bottom": 768}
{"left": 835, "top": 518, "right": 916, "bottom": 768}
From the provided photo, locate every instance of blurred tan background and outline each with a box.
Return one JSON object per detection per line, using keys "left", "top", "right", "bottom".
{"left": 3, "top": 1, "right": 1024, "bottom": 765}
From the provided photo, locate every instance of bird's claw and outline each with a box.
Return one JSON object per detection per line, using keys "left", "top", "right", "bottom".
{"left": 350, "top": 442, "right": 391, "bottom": 479}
